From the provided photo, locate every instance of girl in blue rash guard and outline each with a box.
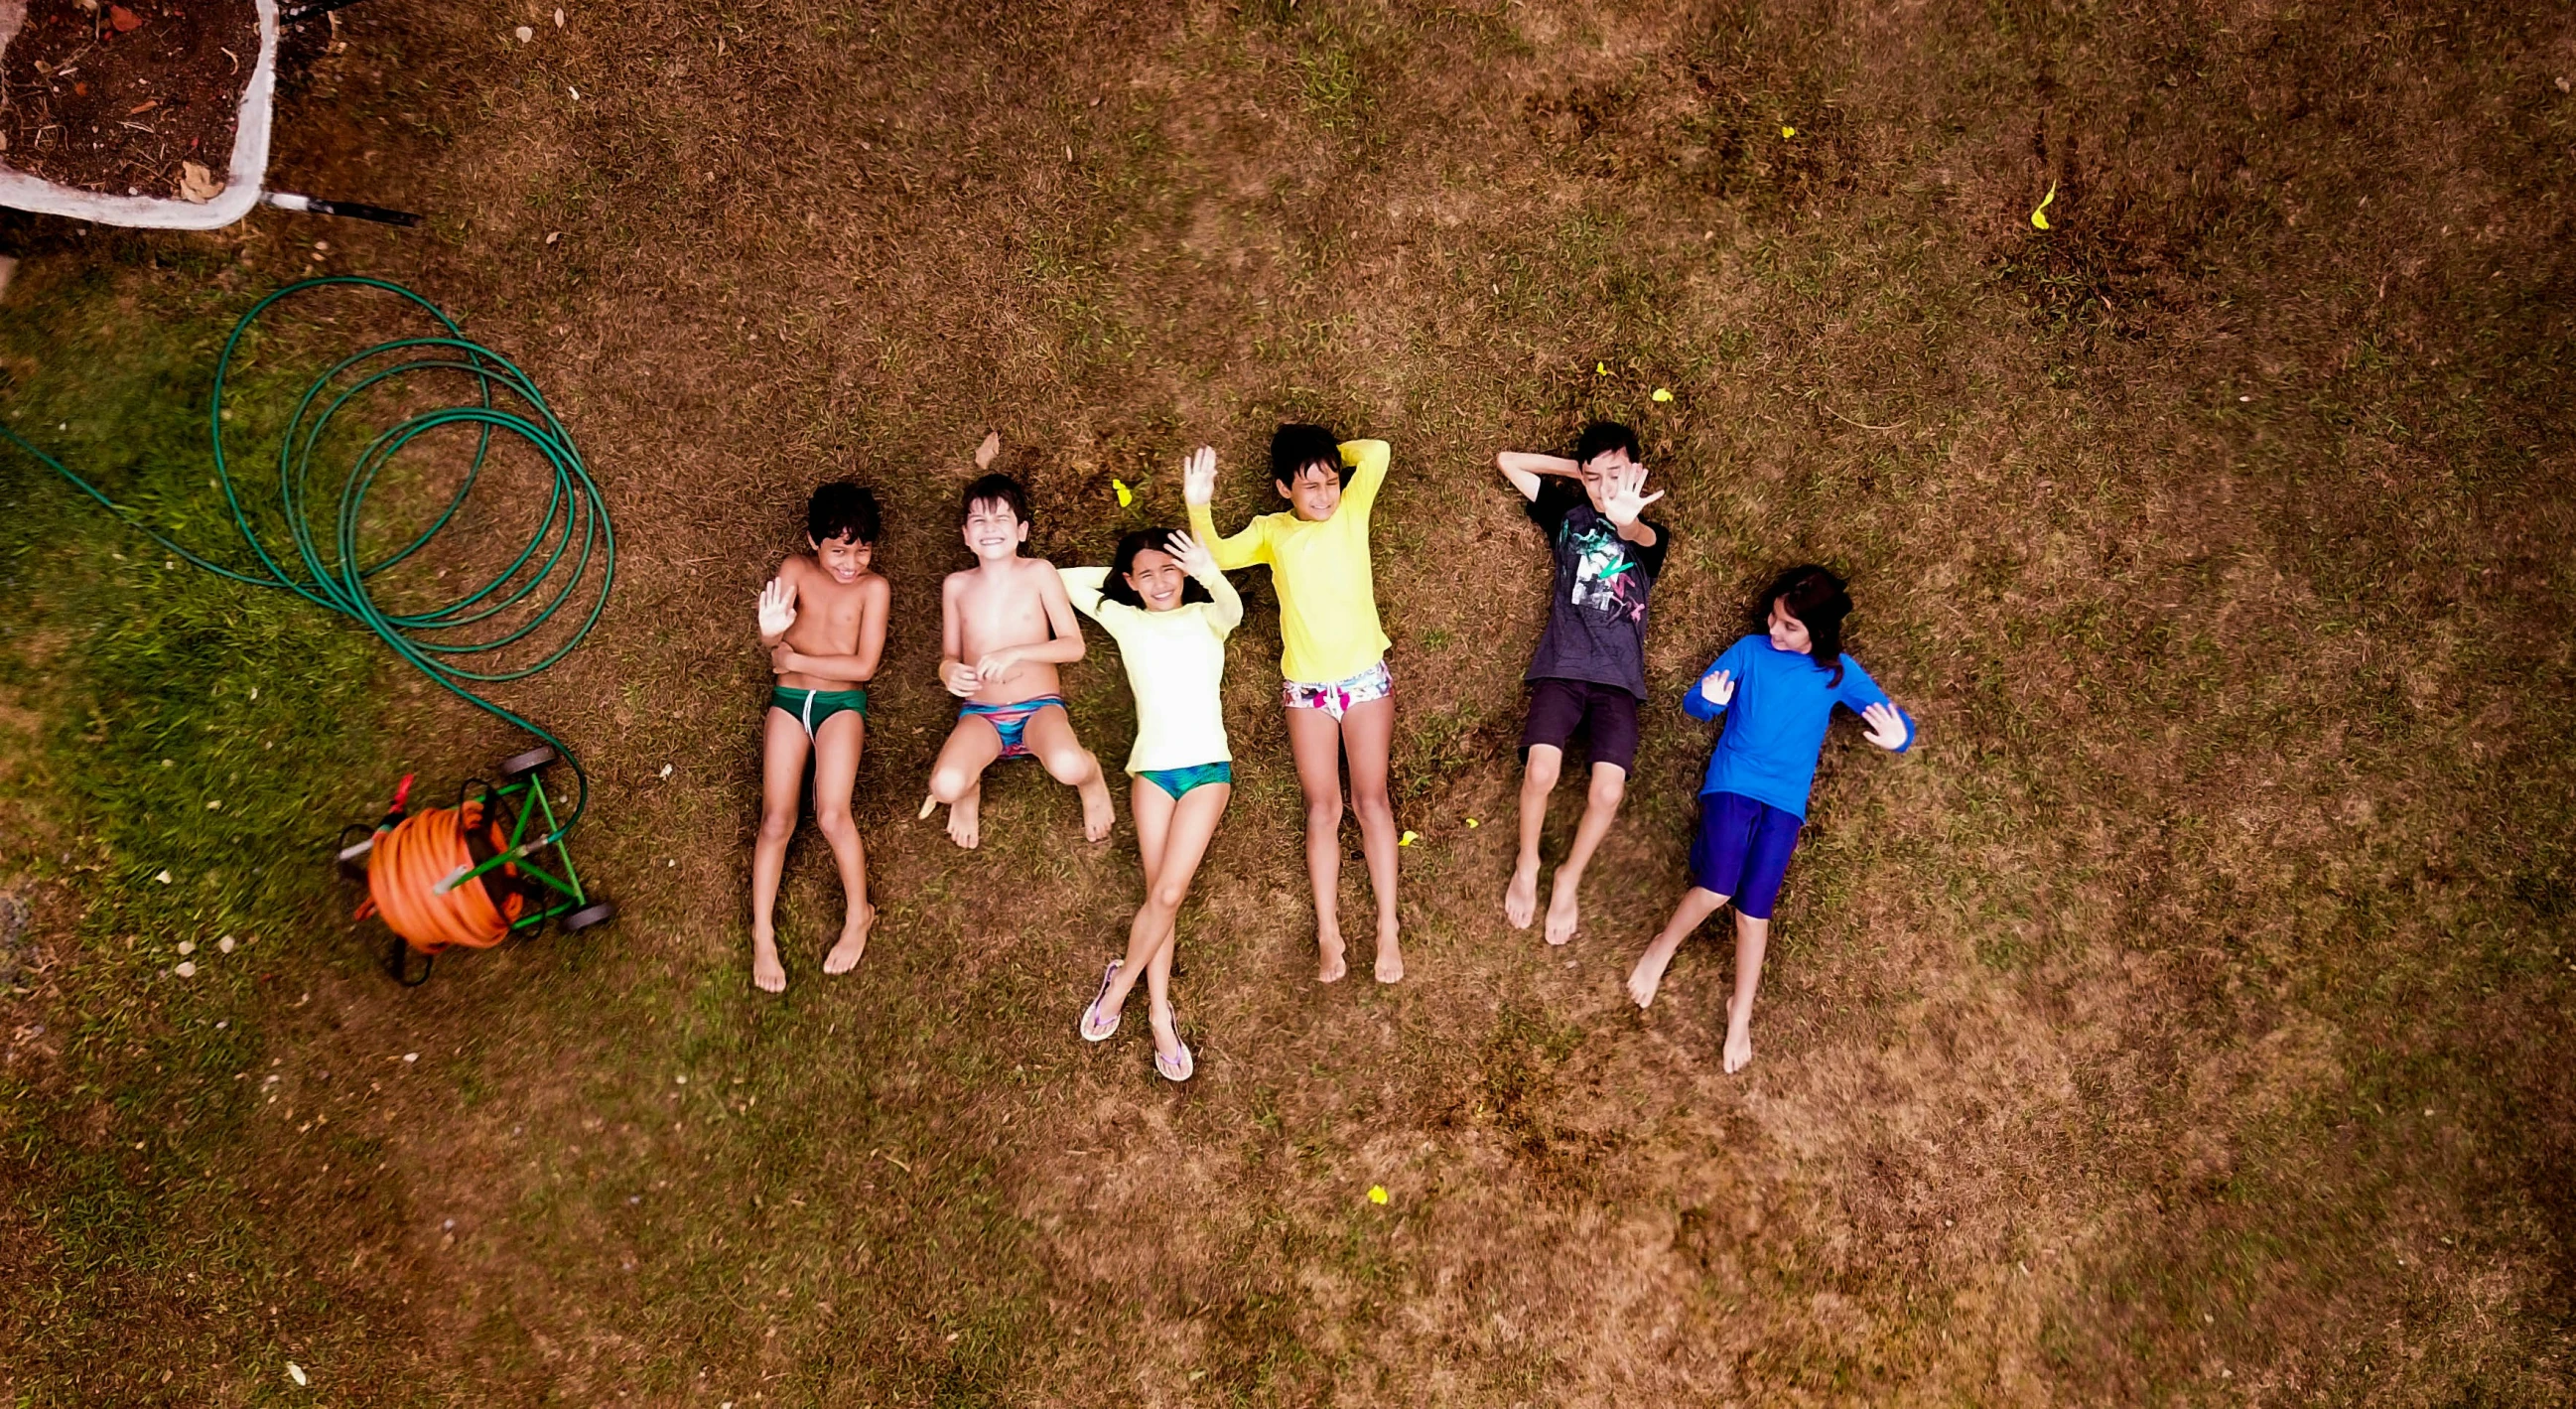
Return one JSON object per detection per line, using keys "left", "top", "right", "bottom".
{"left": 1623, "top": 565, "right": 1915, "bottom": 1075}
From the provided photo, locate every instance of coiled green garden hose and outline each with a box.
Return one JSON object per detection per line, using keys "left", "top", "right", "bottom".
{"left": 1, "top": 275, "right": 613, "bottom": 850}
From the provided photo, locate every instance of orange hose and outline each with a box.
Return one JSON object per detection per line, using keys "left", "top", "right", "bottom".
{"left": 366, "top": 801, "right": 525, "bottom": 954}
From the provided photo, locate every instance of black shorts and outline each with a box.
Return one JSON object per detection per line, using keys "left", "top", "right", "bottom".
{"left": 1520, "top": 678, "right": 1642, "bottom": 774}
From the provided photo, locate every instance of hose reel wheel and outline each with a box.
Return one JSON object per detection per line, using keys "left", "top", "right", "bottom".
{"left": 499, "top": 746, "right": 558, "bottom": 780}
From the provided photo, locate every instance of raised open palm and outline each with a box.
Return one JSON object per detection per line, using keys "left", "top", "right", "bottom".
{"left": 1861, "top": 702, "right": 1910, "bottom": 751}
{"left": 1165, "top": 527, "right": 1216, "bottom": 580}
{"left": 1180, "top": 446, "right": 1218, "bottom": 506}
{"left": 758, "top": 577, "right": 797, "bottom": 638}
{"left": 1601, "top": 460, "right": 1664, "bottom": 527}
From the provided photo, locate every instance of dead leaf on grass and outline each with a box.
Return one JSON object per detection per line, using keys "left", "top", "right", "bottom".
{"left": 108, "top": 5, "right": 143, "bottom": 32}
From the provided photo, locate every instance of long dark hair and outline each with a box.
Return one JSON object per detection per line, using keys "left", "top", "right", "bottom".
{"left": 1100, "top": 527, "right": 1214, "bottom": 609}
{"left": 1761, "top": 565, "right": 1851, "bottom": 686}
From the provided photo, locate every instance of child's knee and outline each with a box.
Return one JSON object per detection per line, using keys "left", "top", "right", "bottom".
{"left": 1523, "top": 750, "right": 1562, "bottom": 790}
{"left": 1305, "top": 794, "right": 1344, "bottom": 829}
{"left": 929, "top": 764, "right": 975, "bottom": 802}
{"left": 1040, "top": 745, "right": 1093, "bottom": 785}
{"left": 815, "top": 804, "right": 859, "bottom": 841}
{"left": 1588, "top": 771, "right": 1627, "bottom": 808}
{"left": 1149, "top": 878, "right": 1192, "bottom": 914}
{"left": 756, "top": 808, "right": 797, "bottom": 845}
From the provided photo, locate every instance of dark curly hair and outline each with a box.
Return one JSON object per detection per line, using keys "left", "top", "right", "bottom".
{"left": 807, "top": 481, "right": 881, "bottom": 545}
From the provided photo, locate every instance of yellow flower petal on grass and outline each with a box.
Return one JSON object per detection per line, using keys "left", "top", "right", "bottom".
{"left": 1781, "top": 125, "right": 1797, "bottom": 138}
{"left": 1594, "top": 361, "right": 1609, "bottom": 375}
{"left": 2031, "top": 180, "right": 2057, "bottom": 231}
{"left": 1464, "top": 817, "right": 1480, "bottom": 828}
{"left": 1398, "top": 830, "right": 1420, "bottom": 847}
{"left": 1368, "top": 1185, "right": 1390, "bottom": 1204}
{"left": 1651, "top": 387, "right": 1673, "bottom": 403}
{"left": 1113, "top": 479, "right": 1134, "bottom": 508}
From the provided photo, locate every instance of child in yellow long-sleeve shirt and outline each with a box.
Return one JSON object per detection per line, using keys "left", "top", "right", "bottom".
{"left": 1186, "top": 425, "right": 1404, "bottom": 985}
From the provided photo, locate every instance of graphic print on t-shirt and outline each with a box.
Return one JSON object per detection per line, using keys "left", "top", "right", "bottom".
{"left": 1563, "top": 517, "right": 1649, "bottom": 623}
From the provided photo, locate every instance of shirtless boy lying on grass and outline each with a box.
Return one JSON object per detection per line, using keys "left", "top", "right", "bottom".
{"left": 750, "top": 481, "right": 890, "bottom": 994}
{"left": 919, "top": 435, "right": 1116, "bottom": 849}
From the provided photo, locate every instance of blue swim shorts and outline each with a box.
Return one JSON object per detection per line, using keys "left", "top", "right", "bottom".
{"left": 1687, "top": 790, "right": 1803, "bottom": 920}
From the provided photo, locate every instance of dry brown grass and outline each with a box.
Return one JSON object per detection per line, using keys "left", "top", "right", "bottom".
{"left": 3, "top": 0, "right": 2573, "bottom": 1402}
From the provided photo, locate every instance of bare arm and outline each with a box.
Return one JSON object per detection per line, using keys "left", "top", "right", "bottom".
{"left": 773, "top": 577, "right": 888, "bottom": 683}
{"left": 938, "top": 575, "right": 979, "bottom": 696}
{"left": 1495, "top": 451, "right": 1577, "bottom": 501}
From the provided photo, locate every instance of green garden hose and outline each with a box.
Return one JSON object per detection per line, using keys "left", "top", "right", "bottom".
{"left": 1, "top": 275, "right": 613, "bottom": 851}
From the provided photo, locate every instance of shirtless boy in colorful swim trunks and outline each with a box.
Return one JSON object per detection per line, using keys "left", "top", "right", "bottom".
{"left": 750, "top": 480, "right": 890, "bottom": 994}
{"left": 919, "top": 435, "right": 1116, "bottom": 849}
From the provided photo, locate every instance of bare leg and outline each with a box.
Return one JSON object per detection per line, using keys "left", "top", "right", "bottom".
{"left": 749, "top": 709, "right": 812, "bottom": 994}
{"left": 1146, "top": 912, "right": 1181, "bottom": 1065}
{"left": 1627, "top": 886, "right": 1728, "bottom": 1009}
{"left": 1722, "top": 912, "right": 1772, "bottom": 1074}
{"left": 1023, "top": 705, "right": 1116, "bottom": 843}
{"left": 1506, "top": 745, "right": 1560, "bottom": 930}
{"left": 810, "top": 709, "right": 875, "bottom": 974}
{"left": 921, "top": 715, "right": 1004, "bottom": 850}
{"left": 1091, "top": 776, "right": 1172, "bottom": 1026}
{"left": 1093, "top": 779, "right": 1229, "bottom": 1053}
{"left": 1285, "top": 704, "right": 1349, "bottom": 982}
{"left": 1340, "top": 695, "right": 1403, "bottom": 983}
{"left": 1545, "top": 762, "right": 1627, "bottom": 945}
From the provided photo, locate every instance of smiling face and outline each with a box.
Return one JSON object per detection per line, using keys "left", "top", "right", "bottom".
{"left": 1123, "top": 546, "right": 1188, "bottom": 612}
{"left": 960, "top": 496, "right": 1028, "bottom": 563}
{"left": 1576, "top": 447, "right": 1634, "bottom": 511}
{"left": 1767, "top": 597, "right": 1814, "bottom": 654}
{"left": 809, "top": 532, "right": 875, "bottom": 583}
{"left": 1274, "top": 460, "right": 1343, "bottom": 522}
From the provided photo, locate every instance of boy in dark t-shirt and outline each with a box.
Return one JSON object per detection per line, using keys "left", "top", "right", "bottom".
{"left": 1494, "top": 421, "right": 1671, "bottom": 944}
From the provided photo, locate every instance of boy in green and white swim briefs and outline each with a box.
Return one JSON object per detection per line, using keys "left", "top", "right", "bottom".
{"left": 749, "top": 480, "right": 890, "bottom": 995}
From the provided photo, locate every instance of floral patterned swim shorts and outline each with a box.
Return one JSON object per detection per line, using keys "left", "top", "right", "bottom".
{"left": 1281, "top": 659, "right": 1393, "bottom": 720}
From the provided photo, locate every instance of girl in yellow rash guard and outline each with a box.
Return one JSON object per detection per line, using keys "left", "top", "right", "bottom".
{"left": 1186, "top": 425, "right": 1404, "bottom": 985}
{"left": 1061, "top": 482, "right": 1243, "bottom": 1080}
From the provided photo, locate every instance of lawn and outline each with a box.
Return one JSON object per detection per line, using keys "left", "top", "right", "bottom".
{"left": 2, "top": 0, "right": 2572, "bottom": 1403}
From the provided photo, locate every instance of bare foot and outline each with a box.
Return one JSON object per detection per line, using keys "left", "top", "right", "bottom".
{"left": 1504, "top": 861, "right": 1539, "bottom": 929}
{"left": 1149, "top": 1000, "right": 1183, "bottom": 1066}
{"left": 751, "top": 930, "right": 786, "bottom": 994}
{"left": 1078, "top": 773, "right": 1115, "bottom": 843}
{"left": 823, "top": 904, "right": 875, "bottom": 975}
{"left": 1721, "top": 997, "right": 1755, "bottom": 1074}
{"left": 1374, "top": 923, "right": 1405, "bottom": 984}
{"left": 1315, "top": 927, "right": 1348, "bottom": 984}
{"left": 1627, "top": 937, "right": 1679, "bottom": 1009}
{"left": 975, "top": 429, "right": 1001, "bottom": 469}
{"left": 1544, "top": 874, "right": 1581, "bottom": 946}
{"left": 942, "top": 783, "right": 982, "bottom": 849}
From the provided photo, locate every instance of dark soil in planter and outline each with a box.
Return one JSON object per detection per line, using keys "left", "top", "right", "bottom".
{"left": 0, "top": 0, "right": 259, "bottom": 199}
